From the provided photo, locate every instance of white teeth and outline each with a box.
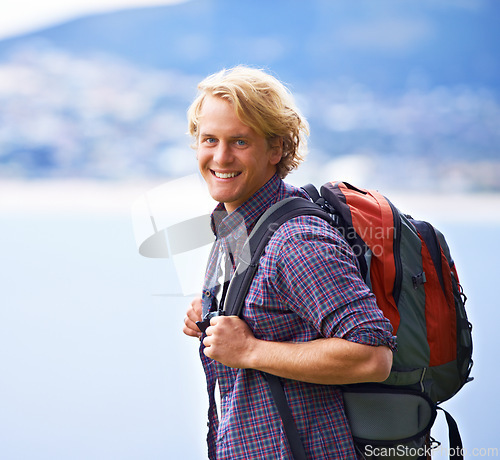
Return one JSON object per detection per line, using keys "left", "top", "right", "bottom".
{"left": 214, "top": 171, "right": 238, "bottom": 179}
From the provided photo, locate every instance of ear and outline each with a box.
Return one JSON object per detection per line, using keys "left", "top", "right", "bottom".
{"left": 268, "top": 137, "right": 283, "bottom": 165}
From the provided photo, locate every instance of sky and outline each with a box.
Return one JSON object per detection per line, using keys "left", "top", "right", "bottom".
{"left": 0, "top": 0, "right": 188, "bottom": 40}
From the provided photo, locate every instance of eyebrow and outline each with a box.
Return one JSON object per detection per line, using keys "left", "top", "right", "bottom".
{"left": 200, "top": 133, "right": 250, "bottom": 139}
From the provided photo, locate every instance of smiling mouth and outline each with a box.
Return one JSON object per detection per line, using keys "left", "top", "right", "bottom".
{"left": 212, "top": 171, "right": 241, "bottom": 179}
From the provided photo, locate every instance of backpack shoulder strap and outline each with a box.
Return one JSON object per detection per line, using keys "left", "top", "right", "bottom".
{"left": 301, "top": 183, "right": 321, "bottom": 202}
{"left": 265, "top": 373, "right": 307, "bottom": 460}
{"left": 224, "top": 196, "right": 331, "bottom": 317}
{"left": 223, "top": 195, "right": 330, "bottom": 459}
{"left": 437, "top": 407, "right": 464, "bottom": 460}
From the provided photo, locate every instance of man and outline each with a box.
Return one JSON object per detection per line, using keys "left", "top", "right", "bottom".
{"left": 183, "top": 66, "right": 396, "bottom": 459}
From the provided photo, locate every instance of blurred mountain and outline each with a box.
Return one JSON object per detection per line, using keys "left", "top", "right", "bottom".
{"left": 0, "top": 0, "right": 499, "bottom": 190}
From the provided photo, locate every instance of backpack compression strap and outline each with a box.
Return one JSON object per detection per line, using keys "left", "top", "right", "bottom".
{"left": 223, "top": 196, "right": 331, "bottom": 460}
{"left": 438, "top": 407, "right": 464, "bottom": 460}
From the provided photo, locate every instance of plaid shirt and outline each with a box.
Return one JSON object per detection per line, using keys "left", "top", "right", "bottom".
{"left": 199, "top": 174, "right": 396, "bottom": 460}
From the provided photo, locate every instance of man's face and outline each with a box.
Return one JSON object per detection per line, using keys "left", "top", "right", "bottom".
{"left": 196, "top": 95, "right": 282, "bottom": 213}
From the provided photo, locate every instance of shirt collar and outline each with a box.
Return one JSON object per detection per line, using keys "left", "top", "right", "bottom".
{"left": 210, "top": 174, "right": 307, "bottom": 239}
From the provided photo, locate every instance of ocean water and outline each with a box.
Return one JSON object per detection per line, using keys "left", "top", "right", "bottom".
{"left": 0, "top": 200, "right": 498, "bottom": 459}
{"left": 0, "top": 211, "right": 208, "bottom": 460}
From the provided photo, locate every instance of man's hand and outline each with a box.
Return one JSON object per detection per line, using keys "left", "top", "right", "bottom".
{"left": 184, "top": 298, "right": 392, "bottom": 385}
{"left": 205, "top": 317, "right": 393, "bottom": 384}
{"left": 202, "top": 316, "right": 257, "bottom": 369}
{"left": 183, "top": 296, "right": 203, "bottom": 339}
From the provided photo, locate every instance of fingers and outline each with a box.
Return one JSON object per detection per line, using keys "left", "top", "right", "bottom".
{"left": 188, "top": 297, "right": 202, "bottom": 321}
{"left": 183, "top": 320, "right": 201, "bottom": 338}
{"left": 201, "top": 318, "right": 219, "bottom": 350}
{"left": 201, "top": 316, "right": 256, "bottom": 368}
{"left": 202, "top": 316, "right": 247, "bottom": 347}
{"left": 183, "top": 296, "right": 203, "bottom": 339}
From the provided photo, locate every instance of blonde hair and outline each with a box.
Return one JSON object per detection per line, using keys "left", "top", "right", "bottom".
{"left": 187, "top": 66, "right": 309, "bottom": 178}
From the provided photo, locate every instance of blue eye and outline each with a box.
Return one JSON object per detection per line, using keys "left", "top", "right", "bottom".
{"left": 236, "top": 140, "right": 247, "bottom": 146}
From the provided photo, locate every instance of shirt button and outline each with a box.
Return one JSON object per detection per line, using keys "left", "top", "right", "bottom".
{"left": 204, "top": 290, "right": 211, "bottom": 298}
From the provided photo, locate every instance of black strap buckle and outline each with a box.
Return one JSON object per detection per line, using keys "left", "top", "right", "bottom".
{"left": 196, "top": 311, "right": 223, "bottom": 333}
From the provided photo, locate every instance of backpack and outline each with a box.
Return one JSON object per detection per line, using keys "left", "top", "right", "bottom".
{"left": 223, "top": 181, "right": 473, "bottom": 460}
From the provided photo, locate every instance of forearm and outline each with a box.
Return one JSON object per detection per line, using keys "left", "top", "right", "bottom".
{"left": 246, "top": 336, "right": 393, "bottom": 385}
{"left": 202, "top": 316, "right": 392, "bottom": 385}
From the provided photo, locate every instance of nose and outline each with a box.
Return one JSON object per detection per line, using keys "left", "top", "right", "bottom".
{"left": 213, "top": 141, "right": 233, "bottom": 165}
